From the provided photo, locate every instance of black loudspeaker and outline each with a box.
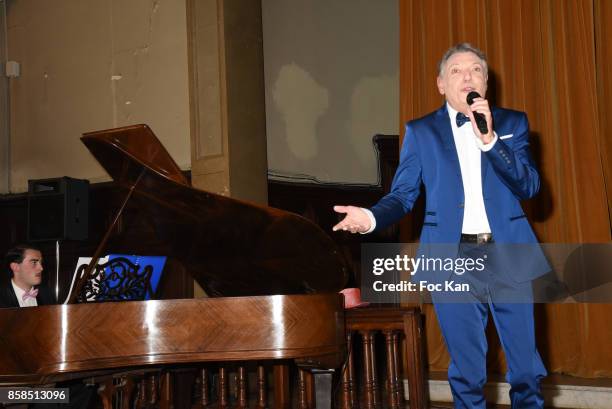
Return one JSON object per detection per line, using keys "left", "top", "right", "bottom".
{"left": 27, "top": 177, "right": 89, "bottom": 241}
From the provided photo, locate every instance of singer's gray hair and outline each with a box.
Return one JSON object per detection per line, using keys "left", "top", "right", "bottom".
{"left": 438, "top": 43, "right": 488, "bottom": 76}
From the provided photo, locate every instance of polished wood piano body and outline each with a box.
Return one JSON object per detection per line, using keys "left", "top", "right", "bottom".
{"left": 0, "top": 125, "right": 349, "bottom": 407}
{"left": 0, "top": 294, "right": 344, "bottom": 385}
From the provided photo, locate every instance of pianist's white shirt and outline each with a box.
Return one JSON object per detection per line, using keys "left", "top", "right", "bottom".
{"left": 11, "top": 279, "right": 38, "bottom": 308}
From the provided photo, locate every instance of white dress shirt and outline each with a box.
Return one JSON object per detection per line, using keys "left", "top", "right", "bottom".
{"left": 446, "top": 103, "right": 495, "bottom": 234}
{"left": 362, "top": 103, "right": 498, "bottom": 234}
{"left": 11, "top": 279, "right": 38, "bottom": 308}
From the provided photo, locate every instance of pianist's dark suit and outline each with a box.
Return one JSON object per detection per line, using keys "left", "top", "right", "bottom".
{"left": 0, "top": 284, "right": 55, "bottom": 308}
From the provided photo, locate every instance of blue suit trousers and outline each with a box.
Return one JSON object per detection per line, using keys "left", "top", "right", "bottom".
{"left": 432, "top": 243, "right": 547, "bottom": 409}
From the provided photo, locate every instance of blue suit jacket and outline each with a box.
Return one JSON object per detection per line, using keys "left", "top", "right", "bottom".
{"left": 371, "top": 104, "right": 549, "bottom": 282}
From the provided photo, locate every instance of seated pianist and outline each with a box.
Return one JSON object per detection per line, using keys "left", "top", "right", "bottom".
{"left": 1, "top": 244, "right": 96, "bottom": 409}
{"left": 0, "top": 244, "right": 54, "bottom": 308}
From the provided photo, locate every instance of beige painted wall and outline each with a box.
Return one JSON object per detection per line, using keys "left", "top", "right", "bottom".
{"left": 262, "top": 0, "right": 399, "bottom": 184}
{"left": 6, "top": 0, "right": 191, "bottom": 193}
{"left": 5, "top": 0, "right": 398, "bottom": 192}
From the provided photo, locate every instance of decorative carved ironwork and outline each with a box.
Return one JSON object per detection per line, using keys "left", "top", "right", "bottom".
{"left": 77, "top": 257, "right": 154, "bottom": 303}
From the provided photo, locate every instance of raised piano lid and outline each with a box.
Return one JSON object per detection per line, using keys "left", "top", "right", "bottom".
{"left": 81, "top": 124, "right": 349, "bottom": 297}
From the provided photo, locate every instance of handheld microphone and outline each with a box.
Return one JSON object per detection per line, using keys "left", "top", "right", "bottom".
{"left": 466, "top": 91, "right": 488, "bottom": 134}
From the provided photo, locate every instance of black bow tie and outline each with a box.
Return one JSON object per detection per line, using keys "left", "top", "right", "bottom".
{"left": 456, "top": 112, "right": 470, "bottom": 127}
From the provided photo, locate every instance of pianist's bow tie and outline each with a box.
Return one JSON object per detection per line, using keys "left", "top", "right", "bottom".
{"left": 456, "top": 112, "right": 471, "bottom": 127}
{"left": 22, "top": 287, "right": 38, "bottom": 301}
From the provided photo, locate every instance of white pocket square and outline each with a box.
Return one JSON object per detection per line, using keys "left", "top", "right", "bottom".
{"left": 500, "top": 134, "right": 513, "bottom": 140}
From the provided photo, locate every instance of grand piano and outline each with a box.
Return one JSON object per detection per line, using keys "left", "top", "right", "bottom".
{"left": 0, "top": 125, "right": 350, "bottom": 407}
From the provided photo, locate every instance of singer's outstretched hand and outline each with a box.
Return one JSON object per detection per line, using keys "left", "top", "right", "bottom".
{"left": 467, "top": 97, "right": 494, "bottom": 144}
{"left": 332, "top": 205, "right": 371, "bottom": 233}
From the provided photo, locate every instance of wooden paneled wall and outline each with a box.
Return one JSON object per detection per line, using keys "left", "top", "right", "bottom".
{"left": 0, "top": 181, "right": 193, "bottom": 302}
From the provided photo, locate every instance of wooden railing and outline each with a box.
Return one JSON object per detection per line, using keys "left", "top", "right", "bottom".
{"left": 92, "top": 363, "right": 330, "bottom": 409}
{"left": 90, "top": 306, "right": 427, "bottom": 409}
{"left": 341, "top": 307, "right": 427, "bottom": 409}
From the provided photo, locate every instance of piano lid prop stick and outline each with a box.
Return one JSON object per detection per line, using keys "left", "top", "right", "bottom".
{"left": 67, "top": 168, "right": 146, "bottom": 303}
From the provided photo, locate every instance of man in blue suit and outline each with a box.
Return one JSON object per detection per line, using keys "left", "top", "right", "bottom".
{"left": 334, "top": 43, "right": 547, "bottom": 408}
